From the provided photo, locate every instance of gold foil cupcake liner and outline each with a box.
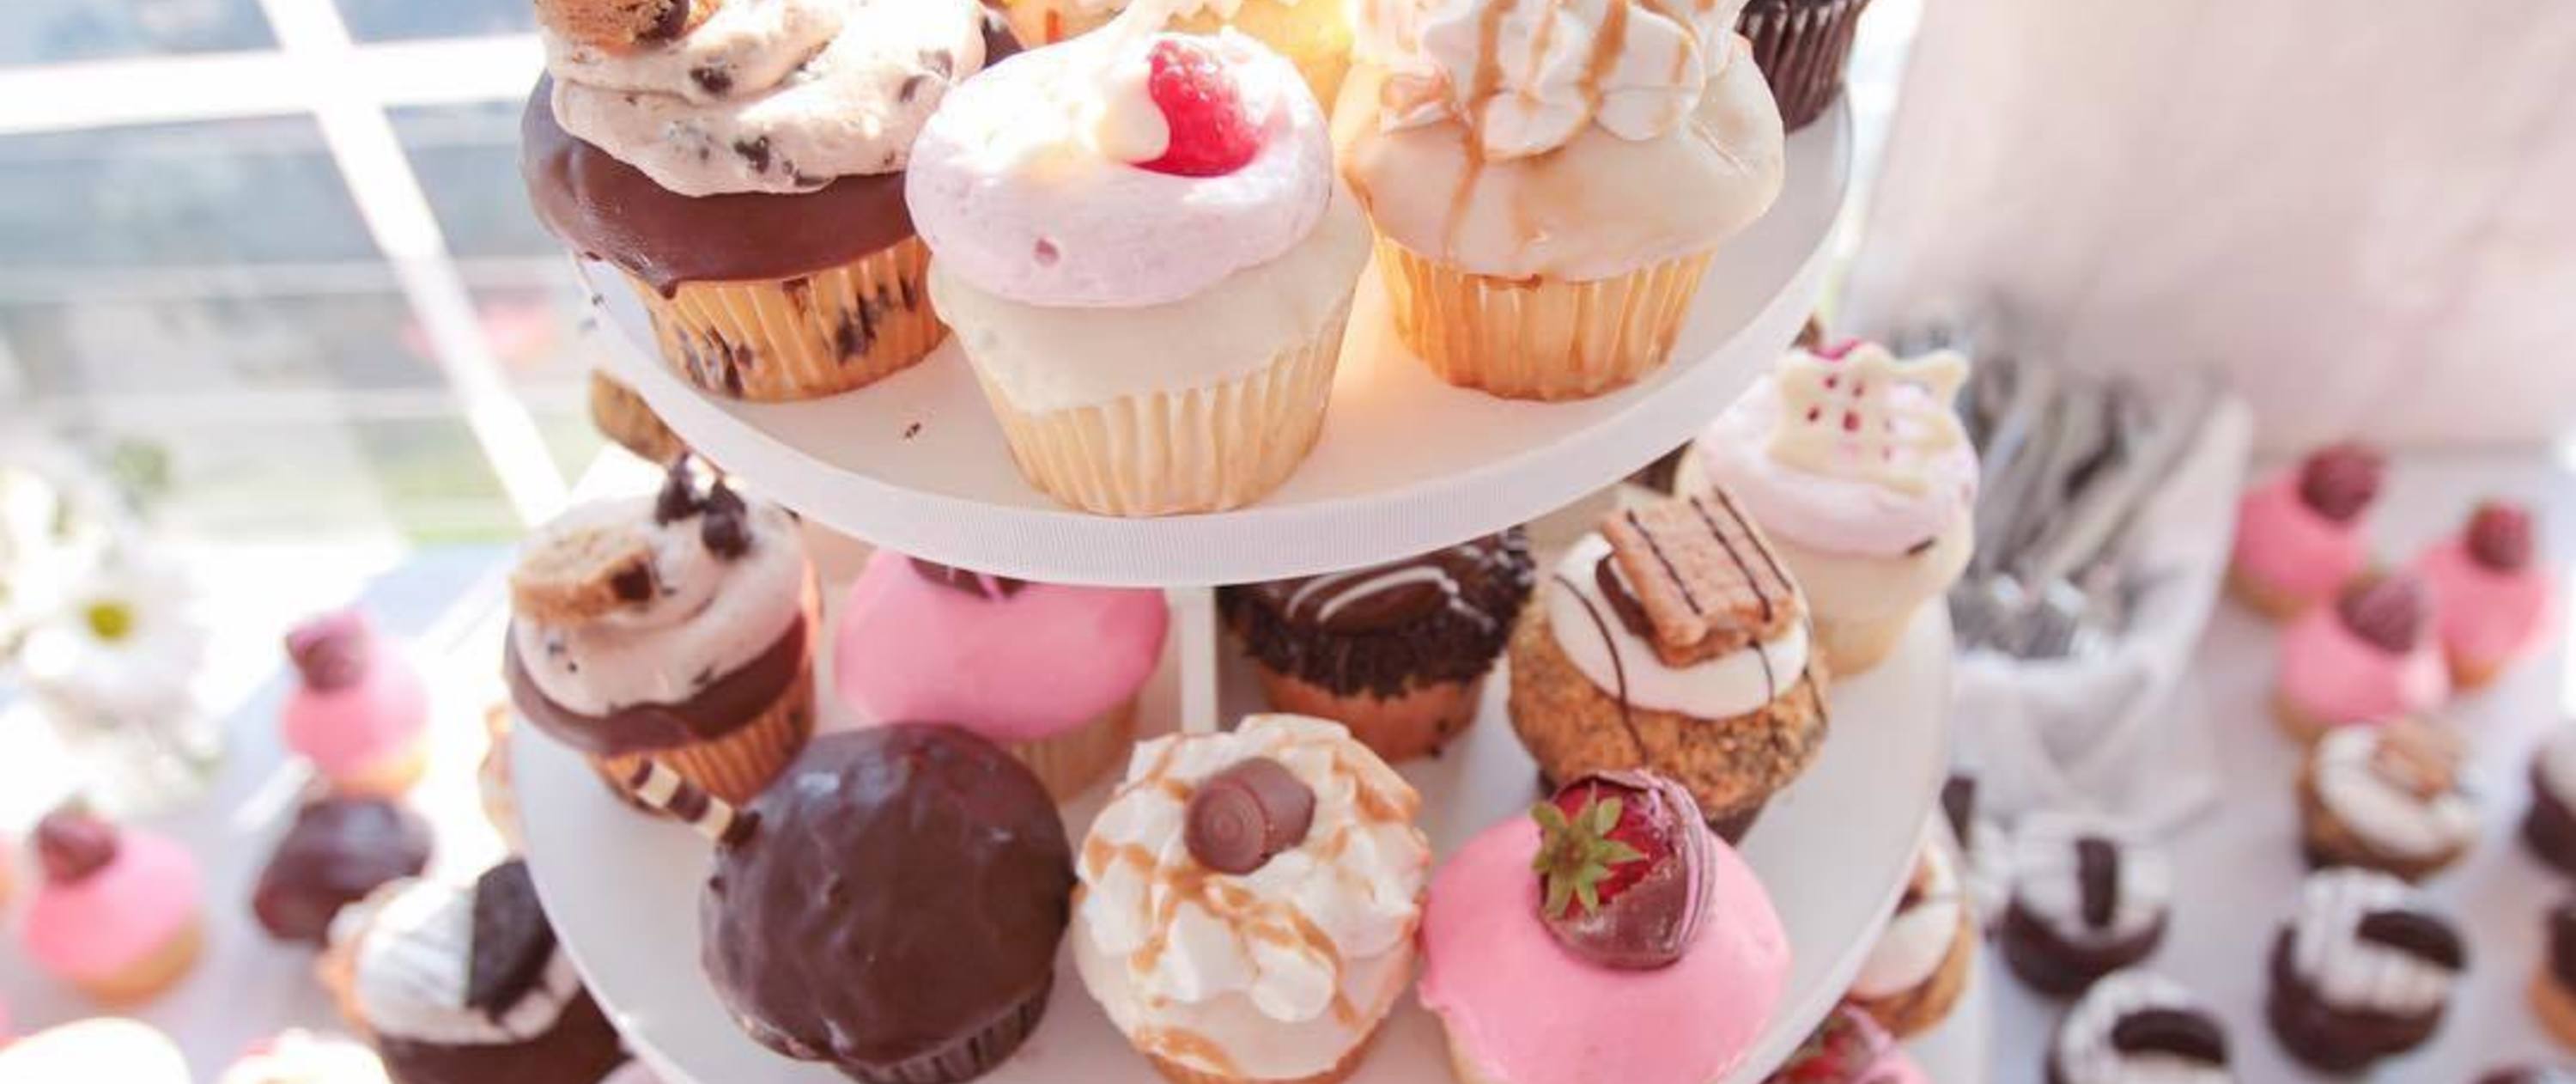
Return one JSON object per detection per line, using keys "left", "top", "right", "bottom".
{"left": 1009, "top": 696, "right": 1141, "bottom": 801}
{"left": 1377, "top": 238, "right": 1711, "bottom": 402}
{"left": 629, "top": 236, "right": 944, "bottom": 402}
{"left": 595, "top": 655, "right": 816, "bottom": 807}
{"left": 1736, "top": 0, "right": 1874, "bottom": 132}
{"left": 969, "top": 304, "right": 1347, "bottom": 516}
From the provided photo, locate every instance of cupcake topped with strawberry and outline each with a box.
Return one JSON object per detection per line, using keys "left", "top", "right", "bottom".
{"left": 2231, "top": 442, "right": 2385, "bottom": 620}
{"left": 2275, "top": 574, "right": 2450, "bottom": 741}
{"left": 2415, "top": 499, "right": 2557, "bottom": 688}
{"left": 1420, "top": 770, "right": 1789, "bottom": 1084}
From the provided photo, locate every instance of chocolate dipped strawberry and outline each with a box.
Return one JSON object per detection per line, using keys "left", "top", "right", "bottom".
{"left": 1531, "top": 770, "right": 1715, "bottom": 969}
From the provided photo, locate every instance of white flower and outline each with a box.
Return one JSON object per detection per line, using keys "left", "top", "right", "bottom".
{"left": 15, "top": 553, "right": 208, "bottom": 729}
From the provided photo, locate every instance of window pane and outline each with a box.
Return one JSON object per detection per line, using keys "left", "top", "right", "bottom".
{"left": 393, "top": 102, "right": 556, "bottom": 261}
{"left": 337, "top": 0, "right": 534, "bottom": 42}
{"left": 2, "top": 285, "right": 446, "bottom": 399}
{"left": 0, "top": 0, "right": 272, "bottom": 66}
{"left": 0, "top": 117, "right": 375, "bottom": 269}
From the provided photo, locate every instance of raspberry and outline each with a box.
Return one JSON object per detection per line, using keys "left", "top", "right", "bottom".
{"left": 1138, "top": 37, "right": 1260, "bottom": 178}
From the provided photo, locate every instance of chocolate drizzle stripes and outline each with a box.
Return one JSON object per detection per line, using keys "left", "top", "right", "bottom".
{"left": 1699, "top": 489, "right": 1788, "bottom": 623}
{"left": 1623, "top": 509, "right": 1702, "bottom": 614}
{"left": 625, "top": 760, "right": 755, "bottom": 846}
{"left": 1554, "top": 572, "right": 1648, "bottom": 761}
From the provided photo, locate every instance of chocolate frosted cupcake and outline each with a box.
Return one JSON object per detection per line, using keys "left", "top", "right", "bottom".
{"left": 2265, "top": 868, "right": 2465, "bottom": 1074}
{"left": 506, "top": 460, "right": 815, "bottom": 807}
{"left": 1221, "top": 530, "right": 1534, "bottom": 761}
{"left": 1998, "top": 813, "right": 2172, "bottom": 997}
{"left": 2527, "top": 724, "right": 2576, "bottom": 876}
{"left": 323, "top": 862, "right": 627, "bottom": 1084}
{"left": 253, "top": 798, "right": 434, "bottom": 946}
{"left": 702, "top": 725, "right": 1072, "bottom": 1083}
{"left": 1735, "top": 0, "right": 1872, "bottom": 133}
{"left": 522, "top": 0, "right": 1017, "bottom": 400}
{"left": 2049, "top": 971, "right": 2233, "bottom": 1084}
{"left": 2297, "top": 720, "right": 2475, "bottom": 882}
{"left": 2533, "top": 901, "right": 2576, "bottom": 1051}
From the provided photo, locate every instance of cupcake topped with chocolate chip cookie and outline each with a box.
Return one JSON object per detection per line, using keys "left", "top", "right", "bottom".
{"left": 2050, "top": 971, "right": 2232, "bottom": 1084}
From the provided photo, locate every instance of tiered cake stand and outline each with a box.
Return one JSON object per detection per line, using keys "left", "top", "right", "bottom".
{"left": 518, "top": 100, "right": 1961, "bottom": 1083}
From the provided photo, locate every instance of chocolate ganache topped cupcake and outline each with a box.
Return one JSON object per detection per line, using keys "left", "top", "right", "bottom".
{"left": 1221, "top": 529, "right": 1533, "bottom": 761}
{"left": 253, "top": 797, "right": 434, "bottom": 946}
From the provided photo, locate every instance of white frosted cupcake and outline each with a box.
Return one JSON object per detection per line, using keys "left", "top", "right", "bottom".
{"left": 1071, "top": 713, "right": 1431, "bottom": 1084}
{"left": 908, "top": 28, "right": 1370, "bottom": 516}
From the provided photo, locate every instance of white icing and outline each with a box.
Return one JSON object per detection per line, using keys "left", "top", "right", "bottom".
{"left": 511, "top": 496, "right": 806, "bottom": 717}
{"left": 346, "top": 878, "right": 586, "bottom": 1047}
{"left": 1851, "top": 825, "right": 1965, "bottom": 999}
{"left": 1697, "top": 363, "right": 1979, "bottom": 558}
{"left": 216, "top": 1030, "right": 390, "bottom": 1084}
{"left": 2009, "top": 813, "right": 2172, "bottom": 947}
{"left": 1542, "top": 533, "right": 1810, "bottom": 719}
{"left": 2311, "top": 727, "right": 2476, "bottom": 861}
{"left": 1382, "top": 0, "right": 1747, "bottom": 158}
{"left": 2054, "top": 971, "right": 2233, "bottom": 1084}
{"left": 2288, "top": 868, "right": 2459, "bottom": 1016}
{"left": 2541, "top": 724, "right": 2576, "bottom": 802}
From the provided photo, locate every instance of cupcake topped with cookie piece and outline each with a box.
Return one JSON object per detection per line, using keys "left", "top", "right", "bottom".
{"left": 2050, "top": 971, "right": 2233, "bottom": 1084}
{"left": 1997, "top": 813, "right": 2172, "bottom": 997}
{"left": 2265, "top": 867, "right": 2466, "bottom": 1074}
{"left": 2297, "top": 719, "right": 2475, "bottom": 882}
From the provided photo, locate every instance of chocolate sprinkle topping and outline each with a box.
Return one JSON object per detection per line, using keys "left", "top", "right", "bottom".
{"left": 2110, "top": 1007, "right": 2228, "bottom": 1065}
{"left": 1185, "top": 758, "right": 1316, "bottom": 875}
{"left": 2355, "top": 908, "right": 2466, "bottom": 971}
{"left": 465, "top": 861, "right": 559, "bottom": 1018}
{"left": 2075, "top": 836, "right": 2121, "bottom": 930}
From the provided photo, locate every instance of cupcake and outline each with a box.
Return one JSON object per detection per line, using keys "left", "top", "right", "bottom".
{"left": 2537, "top": 900, "right": 2576, "bottom": 1051}
{"left": 2296, "top": 719, "right": 2475, "bottom": 882}
{"left": 1421, "top": 770, "right": 1789, "bottom": 1084}
{"left": 0, "top": 1019, "right": 191, "bottom": 1081}
{"left": 1338, "top": 0, "right": 1784, "bottom": 400}
{"left": 281, "top": 610, "right": 430, "bottom": 796}
{"left": 1218, "top": 530, "right": 1534, "bottom": 761}
{"left": 702, "top": 726, "right": 1072, "bottom": 1083}
{"left": 18, "top": 807, "right": 204, "bottom": 1005}
{"left": 505, "top": 460, "right": 815, "bottom": 807}
{"left": 908, "top": 29, "right": 1370, "bottom": 515}
{"left": 1846, "top": 825, "right": 1977, "bottom": 1038}
{"left": 322, "top": 862, "right": 629, "bottom": 1084}
{"left": 998, "top": 0, "right": 1354, "bottom": 107}
{"left": 521, "top": 0, "right": 1014, "bottom": 400}
{"left": 2050, "top": 971, "right": 2233, "bottom": 1084}
{"left": 1997, "top": 813, "right": 2172, "bottom": 997}
{"left": 2416, "top": 500, "right": 2558, "bottom": 688}
{"left": 833, "top": 550, "right": 1169, "bottom": 800}
{"left": 2229, "top": 443, "right": 2383, "bottom": 620}
{"left": 2529, "top": 724, "right": 2576, "bottom": 876}
{"left": 1686, "top": 340, "right": 1977, "bottom": 674}
{"left": 1509, "top": 490, "right": 1828, "bottom": 837}
{"left": 2265, "top": 867, "right": 2465, "bottom": 1073}
{"left": 219, "top": 1031, "right": 391, "bottom": 1084}
{"left": 1766, "top": 1008, "right": 1927, "bottom": 1083}
{"left": 2274, "top": 575, "right": 2448, "bottom": 742}
{"left": 588, "top": 370, "right": 686, "bottom": 465}
{"left": 1734, "top": 0, "right": 1873, "bottom": 132}
{"left": 253, "top": 798, "right": 434, "bottom": 947}
{"left": 1072, "top": 713, "right": 1430, "bottom": 1084}
{"left": 2483, "top": 1068, "right": 2576, "bottom": 1084}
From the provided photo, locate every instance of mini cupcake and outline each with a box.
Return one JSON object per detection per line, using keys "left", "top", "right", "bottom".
{"left": 2229, "top": 443, "right": 2383, "bottom": 620}
{"left": 219, "top": 1031, "right": 391, "bottom": 1084}
{"left": 834, "top": 550, "right": 1169, "bottom": 800}
{"left": 2528, "top": 724, "right": 2576, "bottom": 876}
{"left": 522, "top": 0, "right": 1014, "bottom": 400}
{"left": 1686, "top": 340, "right": 1977, "bottom": 674}
{"left": 2265, "top": 867, "right": 2465, "bottom": 1074}
{"left": 1509, "top": 490, "right": 1828, "bottom": 837}
{"left": 506, "top": 460, "right": 814, "bottom": 807}
{"left": 1846, "top": 825, "right": 1977, "bottom": 1038}
{"left": 1766, "top": 1008, "right": 1927, "bottom": 1083}
{"left": 18, "top": 807, "right": 204, "bottom": 1005}
{"left": 2274, "top": 575, "right": 2449, "bottom": 742}
{"left": 2416, "top": 500, "right": 2558, "bottom": 688}
{"left": 1072, "top": 714, "right": 1430, "bottom": 1084}
{"left": 0, "top": 1019, "right": 191, "bottom": 1081}
{"left": 1997, "top": 813, "right": 2172, "bottom": 997}
{"left": 999, "top": 0, "right": 1354, "bottom": 106}
{"left": 908, "top": 29, "right": 1369, "bottom": 515}
{"left": 253, "top": 798, "right": 434, "bottom": 947}
{"left": 322, "top": 862, "right": 628, "bottom": 1084}
{"left": 702, "top": 726, "right": 1072, "bottom": 1083}
{"left": 2536, "top": 900, "right": 2576, "bottom": 1051}
{"left": 1339, "top": 0, "right": 1783, "bottom": 400}
{"left": 281, "top": 610, "right": 430, "bottom": 796}
{"left": 2296, "top": 719, "right": 2475, "bottom": 882}
{"left": 1734, "top": 0, "right": 1873, "bottom": 132}
{"left": 1219, "top": 530, "right": 1534, "bottom": 761}
{"left": 587, "top": 371, "right": 686, "bottom": 465}
{"left": 1422, "top": 770, "right": 1789, "bottom": 1084}
{"left": 2050, "top": 971, "right": 2233, "bottom": 1084}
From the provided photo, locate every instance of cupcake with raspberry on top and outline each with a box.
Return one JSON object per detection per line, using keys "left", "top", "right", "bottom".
{"left": 2416, "top": 500, "right": 2557, "bottom": 689}
{"left": 2231, "top": 443, "right": 2383, "bottom": 620}
{"left": 280, "top": 610, "right": 430, "bottom": 796}
{"left": 2275, "top": 574, "right": 2449, "bottom": 742}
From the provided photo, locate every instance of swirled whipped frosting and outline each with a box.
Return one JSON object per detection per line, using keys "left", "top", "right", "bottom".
{"left": 1379, "top": 0, "right": 1752, "bottom": 158}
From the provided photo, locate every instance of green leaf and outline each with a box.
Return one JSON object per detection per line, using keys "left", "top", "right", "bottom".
{"left": 1595, "top": 840, "right": 1646, "bottom": 869}
{"left": 1589, "top": 797, "right": 1623, "bottom": 836}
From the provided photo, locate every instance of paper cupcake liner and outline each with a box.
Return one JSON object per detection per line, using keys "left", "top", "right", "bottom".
{"left": 629, "top": 236, "right": 944, "bottom": 402}
{"left": 1736, "top": 0, "right": 1873, "bottom": 132}
{"left": 849, "top": 974, "right": 1054, "bottom": 1084}
{"left": 969, "top": 303, "right": 1347, "bottom": 516}
{"left": 2533, "top": 970, "right": 2576, "bottom": 1050}
{"left": 597, "top": 654, "right": 816, "bottom": 807}
{"left": 1851, "top": 908, "right": 1977, "bottom": 1038}
{"left": 322, "top": 734, "right": 431, "bottom": 798}
{"left": 1009, "top": 696, "right": 1140, "bottom": 801}
{"left": 79, "top": 919, "right": 204, "bottom": 1006}
{"left": 1814, "top": 606, "right": 1917, "bottom": 677}
{"left": 1376, "top": 237, "right": 1710, "bottom": 402}
{"left": 1253, "top": 667, "right": 1485, "bottom": 764}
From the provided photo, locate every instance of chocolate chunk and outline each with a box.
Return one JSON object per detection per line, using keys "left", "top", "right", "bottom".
{"left": 2298, "top": 443, "right": 2384, "bottom": 523}
{"left": 733, "top": 137, "right": 772, "bottom": 174}
{"left": 907, "top": 557, "right": 1026, "bottom": 600}
{"left": 465, "top": 861, "right": 560, "bottom": 1018}
{"left": 2110, "top": 1007, "right": 2228, "bottom": 1065}
{"left": 641, "top": 0, "right": 691, "bottom": 41}
{"left": 2468, "top": 500, "right": 2537, "bottom": 572}
{"left": 252, "top": 798, "right": 434, "bottom": 945}
{"left": 690, "top": 64, "right": 733, "bottom": 97}
{"left": 610, "top": 563, "right": 655, "bottom": 603}
{"left": 1941, "top": 776, "right": 1978, "bottom": 851}
{"left": 2356, "top": 908, "right": 2465, "bottom": 971}
{"left": 898, "top": 73, "right": 929, "bottom": 103}
{"left": 2337, "top": 575, "right": 2427, "bottom": 653}
{"left": 34, "top": 807, "right": 119, "bottom": 884}
{"left": 653, "top": 456, "right": 702, "bottom": 524}
{"left": 286, "top": 610, "right": 372, "bottom": 691}
{"left": 1185, "top": 758, "right": 1315, "bottom": 874}
{"left": 2076, "top": 836, "right": 2121, "bottom": 929}
{"left": 702, "top": 509, "right": 750, "bottom": 559}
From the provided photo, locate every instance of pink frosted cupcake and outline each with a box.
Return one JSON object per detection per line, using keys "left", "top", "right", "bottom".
{"left": 2415, "top": 500, "right": 2557, "bottom": 689}
{"left": 282, "top": 611, "right": 430, "bottom": 796}
{"left": 835, "top": 550, "right": 1168, "bottom": 801}
{"left": 2275, "top": 575, "right": 2449, "bottom": 742}
{"left": 1422, "top": 770, "right": 1789, "bottom": 1084}
{"left": 2231, "top": 443, "right": 2384, "bottom": 620}
{"left": 19, "top": 807, "right": 204, "bottom": 1005}
{"left": 1767, "top": 1007, "right": 1929, "bottom": 1083}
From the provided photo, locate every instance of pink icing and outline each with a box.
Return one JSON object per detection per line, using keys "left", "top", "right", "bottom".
{"left": 21, "top": 831, "right": 201, "bottom": 984}
{"left": 2233, "top": 475, "right": 2370, "bottom": 607}
{"left": 833, "top": 550, "right": 1170, "bottom": 742}
{"left": 2277, "top": 603, "right": 2449, "bottom": 727}
{"left": 2416, "top": 538, "right": 2557, "bottom": 667}
{"left": 281, "top": 637, "right": 428, "bottom": 780}
{"left": 1420, "top": 818, "right": 1789, "bottom": 1084}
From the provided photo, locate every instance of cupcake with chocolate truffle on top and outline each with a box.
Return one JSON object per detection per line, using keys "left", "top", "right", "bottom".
{"left": 252, "top": 798, "right": 434, "bottom": 947}
{"left": 1998, "top": 813, "right": 2172, "bottom": 997}
{"left": 2275, "top": 574, "right": 2449, "bottom": 743}
{"left": 1220, "top": 530, "right": 1534, "bottom": 761}
{"left": 2417, "top": 499, "right": 2558, "bottom": 689}
{"left": 2265, "top": 867, "right": 2465, "bottom": 1074}
{"left": 2050, "top": 971, "right": 2233, "bottom": 1084}
{"left": 1845, "top": 824, "right": 1976, "bottom": 1038}
{"left": 2296, "top": 719, "right": 2475, "bottom": 882}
